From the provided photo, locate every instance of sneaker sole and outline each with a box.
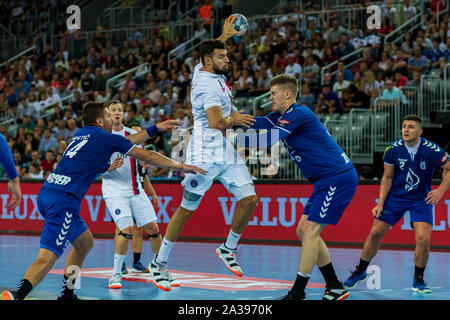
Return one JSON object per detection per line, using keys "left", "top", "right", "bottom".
{"left": 1, "top": 291, "right": 14, "bottom": 300}
{"left": 108, "top": 284, "right": 122, "bottom": 289}
{"left": 411, "top": 287, "right": 432, "bottom": 293}
{"left": 131, "top": 268, "right": 149, "bottom": 273}
{"left": 343, "top": 274, "right": 368, "bottom": 290}
{"left": 152, "top": 281, "right": 172, "bottom": 291}
{"left": 170, "top": 281, "right": 181, "bottom": 287}
{"left": 337, "top": 292, "right": 350, "bottom": 300}
{"left": 215, "top": 249, "right": 243, "bottom": 277}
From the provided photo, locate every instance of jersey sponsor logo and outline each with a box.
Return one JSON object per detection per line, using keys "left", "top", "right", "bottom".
{"left": 441, "top": 153, "right": 449, "bottom": 164}
{"left": 405, "top": 168, "right": 420, "bottom": 192}
{"left": 190, "top": 179, "right": 198, "bottom": 188}
{"left": 420, "top": 161, "right": 426, "bottom": 170}
{"left": 46, "top": 173, "right": 72, "bottom": 185}
{"left": 278, "top": 119, "right": 290, "bottom": 125}
{"left": 398, "top": 158, "right": 407, "bottom": 170}
{"left": 114, "top": 209, "right": 121, "bottom": 215}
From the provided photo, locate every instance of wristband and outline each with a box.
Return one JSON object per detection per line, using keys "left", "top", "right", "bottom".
{"left": 146, "top": 125, "right": 158, "bottom": 137}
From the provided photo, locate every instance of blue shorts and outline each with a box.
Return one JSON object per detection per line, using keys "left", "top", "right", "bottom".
{"left": 376, "top": 198, "right": 433, "bottom": 226}
{"left": 37, "top": 187, "right": 88, "bottom": 258}
{"left": 303, "top": 168, "right": 358, "bottom": 226}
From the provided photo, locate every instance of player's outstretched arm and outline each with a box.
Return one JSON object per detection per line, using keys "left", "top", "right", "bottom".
{"left": 425, "top": 161, "right": 450, "bottom": 205}
{"left": 127, "top": 146, "right": 207, "bottom": 175}
{"left": 206, "top": 107, "right": 255, "bottom": 130}
{"left": 0, "top": 134, "right": 21, "bottom": 208}
{"left": 126, "top": 120, "right": 182, "bottom": 145}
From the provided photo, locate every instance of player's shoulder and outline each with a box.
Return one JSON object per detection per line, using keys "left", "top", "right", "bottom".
{"left": 388, "top": 138, "right": 404, "bottom": 149}
{"left": 420, "top": 138, "right": 442, "bottom": 153}
{"left": 123, "top": 126, "right": 137, "bottom": 135}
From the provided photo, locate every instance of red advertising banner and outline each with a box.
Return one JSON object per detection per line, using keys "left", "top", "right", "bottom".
{"left": 0, "top": 181, "right": 449, "bottom": 247}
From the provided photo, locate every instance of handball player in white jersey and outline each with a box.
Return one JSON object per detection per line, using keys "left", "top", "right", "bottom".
{"left": 149, "top": 16, "right": 258, "bottom": 285}
{"left": 102, "top": 100, "right": 179, "bottom": 291}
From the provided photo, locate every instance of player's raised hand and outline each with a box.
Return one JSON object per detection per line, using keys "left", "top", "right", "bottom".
{"left": 371, "top": 203, "right": 383, "bottom": 218}
{"left": 156, "top": 120, "right": 182, "bottom": 131}
{"left": 231, "top": 110, "right": 256, "bottom": 128}
{"left": 6, "top": 177, "right": 21, "bottom": 209}
{"left": 425, "top": 187, "right": 445, "bottom": 205}
{"left": 108, "top": 156, "right": 123, "bottom": 172}
{"left": 180, "top": 164, "right": 208, "bottom": 175}
{"left": 219, "top": 15, "right": 245, "bottom": 40}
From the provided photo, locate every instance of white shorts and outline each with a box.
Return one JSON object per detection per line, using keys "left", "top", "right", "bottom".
{"left": 105, "top": 193, "right": 157, "bottom": 229}
{"left": 181, "top": 162, "right": 254, "bottom": 199}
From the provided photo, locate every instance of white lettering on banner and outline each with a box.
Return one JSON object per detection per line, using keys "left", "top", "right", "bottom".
{"left": 277, "top": 197, "right": 298, "bottom": 227}
{"left": 85, "top": 195, "right": 103, "bottom": 222}
{"left": 104, "top": 207, "right": 111, "bottom": 222}
{"left": 157, "top": 196, "right": 172, "bottom": 223}
{"left": 1, "top": 194, "right": 13, "bottom": 219}
{"left": 14, "top": 194, "right": 28, "bottom": 220}
{"left": 28, "top": 195, "right": 43, "bottom": 220}
{"left": 260, "top": 197, "right": 277, "bottom": 226}
{"left": 432, "top": 204, "right": 446, "bottom": 231}
{"left": 218, "top": 197, "right": 238, "bottom": 225}
{"left": 446, "top": 200, "right": 450, "bottom": 228}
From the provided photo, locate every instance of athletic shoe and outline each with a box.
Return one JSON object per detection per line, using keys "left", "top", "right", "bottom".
{"left": 343, "top": 267, "right": 367, "bottom": 289}
{"left": 108, "top": 273, "right": 122, "bottom": 289}
{"left": 121, "top": 261, "right": 128, "bottom": 275}
{"left": 57, "top": 293, "right": 80, "bottom": 300}
{"left": 132, "top": 260, "right": 148, "bottom": 273}
{"left": 215, "top": 243, "right": 243, "bottom": 277}
{"left": 412, "top": 275, "right": 432, "bottom": 293}
{"left": 1, "top": 290, "right": 17, "bottom": 300}
{"left": 279, "top": 291, "right": 306, "bottom": 300}
{"left": 322, "top": 284, "right": 350, "bottom": 300}
{"left": 167, "top": 271, "right": 181, "bottom": 287}
{"left": 148, "top": 258, "right": 171, "bottom": 291}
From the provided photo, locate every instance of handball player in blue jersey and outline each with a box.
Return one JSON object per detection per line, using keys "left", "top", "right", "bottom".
{"left": 0, "top": 133, "right": 22, "bottom": 209}
{"left": 1, "top": 102, "right": 206, "bottom": 300}
{"left": 239, "top": 74, "right": 358, "bottom": 300}
{"left": 344, "top": 114, "right": 450, "bottom": 294}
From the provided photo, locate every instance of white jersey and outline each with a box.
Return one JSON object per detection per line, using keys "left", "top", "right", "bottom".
{"left": 101, "top": 126, "right": 145, "bottom": 198}
{"left": 188, "top": 63, "right": 243, "bottom": 165}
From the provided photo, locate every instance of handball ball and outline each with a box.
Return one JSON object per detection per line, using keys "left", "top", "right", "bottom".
{"left": 232, "top": 13, "right": 248, "bottom": 36}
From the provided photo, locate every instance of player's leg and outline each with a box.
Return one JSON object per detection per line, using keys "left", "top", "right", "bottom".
{"left": 411, "top": 203, "right": 433, "bottom": 293}
{"left": 215, "top": 164, "right": 257, "bottom": 277}
{"left": 131, "top": 224, "right": 146, "bottom": 272}
{"left": 113, "top": 226, "right": 128, "bottom": 274}
{"left": 59, "top": 228, "right": 94, "bottom": 300}
{"left": 105, "top": 197, "right": 134, "bottom": 289}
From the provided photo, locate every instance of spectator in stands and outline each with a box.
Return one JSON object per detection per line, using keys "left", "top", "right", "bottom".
{"left": 91, "top": 67, "right": 106, "bottom": 92}
{"left": 152, "top": 95, "right": 172, "bottom": 120}
{"left": 379, "top": 51, "right": 394, "bottom": 75}
{"left": 406, "top": 71, "right": 422, "bottom": 88}
{"left": 38, "top": 128, "right": 58, "bottom": 154}
{"left": 252, "top": 67, "right": 272, "bottom": 95}
{"left": 347, "top": 84, "right": 371, "bottom": 110}
{"left": 40, "top": 150, "right": 56, "bottom": 177}
{"left": 157, "top": 70, "right": 171, "bottom": 93}
{"left": 13, "top": 150, "right": 28, "bottom": 177}
{"left": 332, "top": 71, "right": 350, "bottom": 98}
{"left": 140, "top": 109, "right": 154, "bottom": 128}
{"left": 336, "top": 33, "right": 356, "bottom": 62}
{"left": 28, "top": 161, "right": 44, "bottom": 179}
{"left": 302, "top": 54, "right": 320, "bottom": 89}
{"left": 80, "top": 67, "right": 94, "bottom": 92}
{"left": 382, "top": 79, "right": 409, "bottom": 105}
{"left": 284, "top": 53, "right": 302, "bottom": 80}
{"left": 336, "top": 60, "right": 354, "bottom": 82}
{"left": 30, "top": 150, "right": 41, "bottom": 166}
{"left": 363, "top": 71, "right": 381, "bottom": 97}
{"left": 298, "top": 82, "right": 315, "bottom": 112}
{"left": 357, "top": 165, "right": 374, "bottom": 180}
{"left": 400, "top": 31, "right": 414, "bottom": 56}
{"left": 120, "top": 73, "right": 136, "bottom": 93}
{"left": 322, "top": 71, "right": 334, "bottom": 89}
{"left": 65, "top": 118, "right": 79, "bottom": 142}
{"left": 21, "top": 115, "right": 35, "bottom": 134}
{"left": 426, "top": 38, "right": 445, "bottom": 69}
{"left": 365, "top": 28, "right": 381, "bottom": 49}
{"left": 328, "top": 18, "right": 349, "bottom": 45}
{"left": 315, "top": 84, "right": 342, "bottom": 114}
{"left": 234, "top": 68, "right": 254, "bottom": 98}
{"left": 124, "top": 103, "right": 141, "bottom": 127}
{"left": 392, "top": 48, "right": 409, "bottom": 76}
{"left": 407, "top": 46, "right": 430, "bottom": 76}
{"left": 394, "top": 71, "right": 408, "bottom": 88}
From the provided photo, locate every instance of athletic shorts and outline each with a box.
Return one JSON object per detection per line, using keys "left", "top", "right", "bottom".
{"left": 303, "top": 168, "right": 358, "bottom": 226}
{"left": 376, "top": 198, "right": 433, "bottom": 226}
{"left": 104, "top": 192, "right": 157, "bottom": 229}
{"left": 37, "top": 187, "right": 88, "bottom": 258}
{"left": 181, "top": 162, "right": 255, "bottom": 199}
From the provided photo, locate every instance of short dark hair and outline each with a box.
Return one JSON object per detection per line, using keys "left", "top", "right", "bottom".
{"left": 82, "top": 101, "right": 107, "bottom": 125}
{"left": 199, "top": 39, "right": 226, "bottom": 64}
{"left": 269, "top": 74, "right": 298, "bottom": 98}
{"left": 403, "top": 114, "right": 422, "bottom": 126}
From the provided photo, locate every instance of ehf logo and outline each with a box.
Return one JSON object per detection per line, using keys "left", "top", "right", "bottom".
{"left": 115, "top": 209, "right": 121, "bottom": 215}
{"left": 420, "top": 161, "right": 426, "bottom": 170}
{"left": 398, "top": 158, "right": 407, "bottom": 170}
{"left": 405, "top": 168, "right": 420, "bottom": 192}
{"left": 190, "top": 179, "right": 198, "bottom": 188}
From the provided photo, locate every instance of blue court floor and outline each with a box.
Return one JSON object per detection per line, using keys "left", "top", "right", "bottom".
{"left": 0, "top": 234, "right": 449, "bottom": 300}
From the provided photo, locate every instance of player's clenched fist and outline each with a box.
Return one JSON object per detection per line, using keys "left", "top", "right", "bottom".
{"left": 372, "top": 203, "right": 383, "bottom": 218}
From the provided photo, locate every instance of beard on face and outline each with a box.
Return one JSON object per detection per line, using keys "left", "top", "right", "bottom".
{"left": 212, "top": 62, "right": 230, "bottom": 77}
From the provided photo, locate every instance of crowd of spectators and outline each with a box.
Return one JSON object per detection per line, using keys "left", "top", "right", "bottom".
{"left": 0, "top": 0, "right": 449, "bottom": 180}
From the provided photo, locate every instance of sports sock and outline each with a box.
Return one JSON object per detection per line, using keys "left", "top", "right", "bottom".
{"left": 225, "top": 230, "right": 241, "bottom": 250}
{"left": 290, "top": 272, "right": 310, "bottom": 297}
{"left": 59, "top": 275, "right": 75, "bottom": 299}
{"left": 357, "top": 258, "right": 370, "bottom": 271}
{"left": 133, "top": 252, "right": 141, "bottom": 265}
{"left": 155, "top": 238, "right": 174, "bottom": 264}
{"left": 16, "top": 279, "right": 33, "bottom": 300}
{"left": 414, "top": 265, "right": 425, "bottom": 277}
{"left": 113, "top": 254, "right": 126, "bottom": 275}
{"left": 319, "top": 262, "right": 342, "bottom": 288}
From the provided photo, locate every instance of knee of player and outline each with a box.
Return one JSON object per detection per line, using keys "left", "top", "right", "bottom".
{"left": 415, "top": 233, "right": 431, "bottom": 246}
{"left": 179, "top": 207, "right": 195, "bottom": 219}
{"left": 120, "top": 226, "right": 134, "bottom": 238}
{"left": 143, "top": 222, "right": 160, "bottom": 236}
{"left": 239, "top": 195, "right": 258, "bottom": 210}
{"left": 369, "top": 227, "right": 386, "bottom": 240}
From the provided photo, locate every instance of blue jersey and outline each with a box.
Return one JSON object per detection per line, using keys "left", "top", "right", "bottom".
{"left": 244, "top": 103, "right": 354, "bottom": 180}
{"left": 384, "top": 138, "right": 449, "bottom": 202}
{"left": 42, "top": 126, "right": 135, "bottom": 200}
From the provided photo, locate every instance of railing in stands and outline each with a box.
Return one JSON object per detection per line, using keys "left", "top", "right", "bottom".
{"left": 105, "top": 62, "right": 151, "bottom": 92}
{"left": 444, "top": 63, "right": 450, "bottom": 111}
{"left": 383, "top": 12, "right": 423, "bottom": 47}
